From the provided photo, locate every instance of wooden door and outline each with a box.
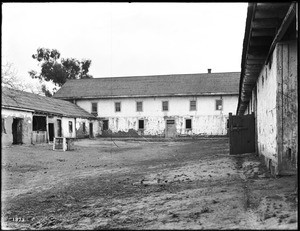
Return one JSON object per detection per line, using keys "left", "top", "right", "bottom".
{"left": 12, "top": 118, "right": 22, "bottom": 144}
{"left": 228, "top": 113, "right": 255, "bottom": 154}
{"left": 57, "top": 119, "right": 62, "bottom": 137}
{"left": 89, "top": 122, "right": 93, "bottom": 138}
{"left": 165, "top": 120, "right": 177, "bottom": 138}
{"left": 48, "top": 123, "right": 54, "bottom": 142}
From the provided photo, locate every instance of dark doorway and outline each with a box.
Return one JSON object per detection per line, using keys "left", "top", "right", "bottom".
{"left": 103, "top": 120, "right": 109, "bottom": 131}
{"left": 57, "top": 119, "right": 62, "bottom": 137}
{"left": 48, "top": 123, "right": 54, "bottom": 142}
{"left": 89, "top": 122, "right": 93, "bottom": 138}
{"left": 228, "top": 113, "right": 255, "bottom": 154}
{"left": 12, "top": 118, "right": 23, "bottom": 144}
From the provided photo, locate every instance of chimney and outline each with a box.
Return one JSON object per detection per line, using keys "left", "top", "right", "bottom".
{"left": 208, "top": 69, "right": 212, "bottom": 74}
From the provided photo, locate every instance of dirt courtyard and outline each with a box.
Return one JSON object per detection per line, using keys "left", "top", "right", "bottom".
{"left": 1, "top": 137, "right": 298, "bottom": 229}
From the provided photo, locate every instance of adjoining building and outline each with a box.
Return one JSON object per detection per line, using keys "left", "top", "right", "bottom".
{"left": 237, "top": 3, "right": 298, "bottom": 175}
{"left": 53, "top": 71, "right": 240, "bottom": 137}
{"left": 2, "top": 87, "right": 99, "bottom": 146}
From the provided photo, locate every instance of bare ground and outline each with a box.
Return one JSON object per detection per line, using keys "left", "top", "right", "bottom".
{"left": 1, "top": 137, "right": 298, "bottom": 230}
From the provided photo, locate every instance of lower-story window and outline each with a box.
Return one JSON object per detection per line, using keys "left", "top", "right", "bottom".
{"left": 33, "top": 116, "right": 46, "bottom": 131}
{"left": 186, "top": 119, "right": 192, "bottom": 129}
{"left": 138, "top": 120, "right": 144, "bottom": 129}
{"left": 69, "top": 121, "right": 73, "bottom": 133}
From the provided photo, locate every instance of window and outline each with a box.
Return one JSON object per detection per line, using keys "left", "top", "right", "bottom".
{"left": 91, "top": 102, "right": 98, "bottom": 115}
{"left": 162, "top": 101, "right": 169, "bottom": 111}
{"left": 186, "top": 119, "right": 192, "bottom": 129}
{"left": 103, "top": 120, "right": 109, "bottom": 130}
{"left": 69, "top": 121, "right": 73, "bottom": 133}
{"left": 82, "top": 122, "right": 86, "bottom": 133}
{"left": 33, "top": 116, "right": 46, "bottom": 131}
{"left": 136, "top": 101, "right": 143, "bottom": 112}
{"left": 115, "top": 102, "right": 121, "bottom": 112}
{"left": 190, "top": 100, "right": 196, "bottom": 111}
{"left": 138, "top": 120, "right": 144, "bottom": 129}
{"left": 216, "top": 99, "right": 223, "bottom": 110}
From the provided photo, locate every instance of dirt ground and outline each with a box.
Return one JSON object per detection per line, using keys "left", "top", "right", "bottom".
{"left": 1, "top": 137, "right": 298, "bottom": 230}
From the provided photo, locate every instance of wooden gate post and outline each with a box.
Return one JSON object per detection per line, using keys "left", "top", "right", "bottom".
{"left": 229, "top": 113, "right": 232, "bottom": 154}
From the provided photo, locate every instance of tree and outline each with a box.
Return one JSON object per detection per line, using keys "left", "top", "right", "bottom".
{"left": 29, "top": 48, "right": 93, "bottom": 88}
{"left": 2, "top": 62, "right": 37, "bottom": 93}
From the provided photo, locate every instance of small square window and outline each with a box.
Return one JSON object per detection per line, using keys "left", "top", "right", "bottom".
{"left": 138, "top": 120, "right": 144, "bottom": 129}
{"left": 115, "top": 102, "right": 121, "bottom": 112}
{"left": 190, "top": 100, "right": 196, "bottom": 111}
{"left": 137, "top": 101, "right": 143, "bottom": 112}
{"left": 162, "top": 101, "right": 169, "bottom": 111}
{"left": 186, "top": 119, "right": 192, "bottom": 129}
{"left": 216, "top": 99, "right": 223, "bottom": 110}
{"left": 69, "top": 121, "right": 73, "bottom": 133}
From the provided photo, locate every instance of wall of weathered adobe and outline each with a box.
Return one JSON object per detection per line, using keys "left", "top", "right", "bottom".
{"left": 75, "top": 118, "right": 100, "bottom": 138}
{"left": 246, "top": 41, "right": 298, "bottom": 175}
{"left": 75, "top": 118, "right": 89, "bottom": 138}
{"left": 76, "top": 95, "right": 238, "bottom": 136}
{"left": 99, "top": 115, "right": 229, "bottom": 137}
{"left": 277, "top": 41, "right": 298, "bottom": 173}
{"left": 255, "top": 45, "right": 279, "bottom": 174}
{"left": 1, "top": 109, "right": 33, "bottom": 146}
{"left": 61, "top": 117, "right": 76, "bottom": 138}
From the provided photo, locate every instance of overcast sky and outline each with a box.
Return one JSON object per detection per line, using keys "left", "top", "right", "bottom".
{"left": 2, "top": 2, "right": 248, "bottom": 83}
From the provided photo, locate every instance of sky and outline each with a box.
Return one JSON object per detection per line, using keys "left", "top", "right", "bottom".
{"left": 2, "top": 2, "right": 248, "bottom": 88}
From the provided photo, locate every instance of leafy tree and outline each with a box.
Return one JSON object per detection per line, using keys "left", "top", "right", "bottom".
{"left": 29, "top": 48, "right": 93, "bottom": 87}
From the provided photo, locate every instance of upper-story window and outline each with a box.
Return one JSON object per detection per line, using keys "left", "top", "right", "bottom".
{"left": 162, "top": 101, "right": 169, "bottom": 111}
{"left": 115, "top": 102, "right": 121, "bottom": 112}
{"left": 136, "top": 101, "right": 143, "bottom": 112}
{"left": 190, "top": 100, "right": 197, "bottom": 111}
{"left": 216, "top": 99, "right": 223, "bottom": 110}
{"left": 91, "top": 102, "right": 98, "bottom": 115}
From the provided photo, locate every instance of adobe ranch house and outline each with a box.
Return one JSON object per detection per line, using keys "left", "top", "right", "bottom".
{"left": 2, "top": 87, "right": 99, "bottom": 146}
{"left": 237, "top": 3, "right": 297, "bottom": 175}
{"left": 53, "top": 71, "right": 240, "bottom": 137}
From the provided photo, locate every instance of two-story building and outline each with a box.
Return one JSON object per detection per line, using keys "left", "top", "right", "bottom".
{"left": 53, "top": 71, "right": 240, "bottom": 137}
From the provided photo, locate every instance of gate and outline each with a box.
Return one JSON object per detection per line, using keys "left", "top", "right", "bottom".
{"left": 228, "top": 112, "right": 255, "bottom": 155}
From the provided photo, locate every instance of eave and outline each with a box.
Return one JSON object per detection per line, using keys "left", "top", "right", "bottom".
{"left": 54, "top": 92, "right": 239, "bottom": 100}
{"left": 237, "top": 2, "right": 296, "bottom": 115}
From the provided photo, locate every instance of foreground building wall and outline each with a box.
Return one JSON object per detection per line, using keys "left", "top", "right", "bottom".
{"left": 76, "top": 95, "right": 238, "bottom": 137}
{"left": 244, "top": 41, "right": 297, "bottom": 174}
{"left": 255, "top": 46, "right": 279, "bottom": 173}
{"left": 277, "top": 41, "right": 298, "bottom": 173}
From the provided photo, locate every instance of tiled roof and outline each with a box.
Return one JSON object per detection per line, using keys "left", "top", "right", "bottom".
{"left": 2, "top": 87, "right": 95, "bottom": 118}
{"left": 53, "top": 72, "right": 240, "bottom": 99}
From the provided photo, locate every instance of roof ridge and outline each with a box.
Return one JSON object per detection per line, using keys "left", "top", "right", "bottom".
{"left": 66, "top": 72, "right": 241, "bottom": 81}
